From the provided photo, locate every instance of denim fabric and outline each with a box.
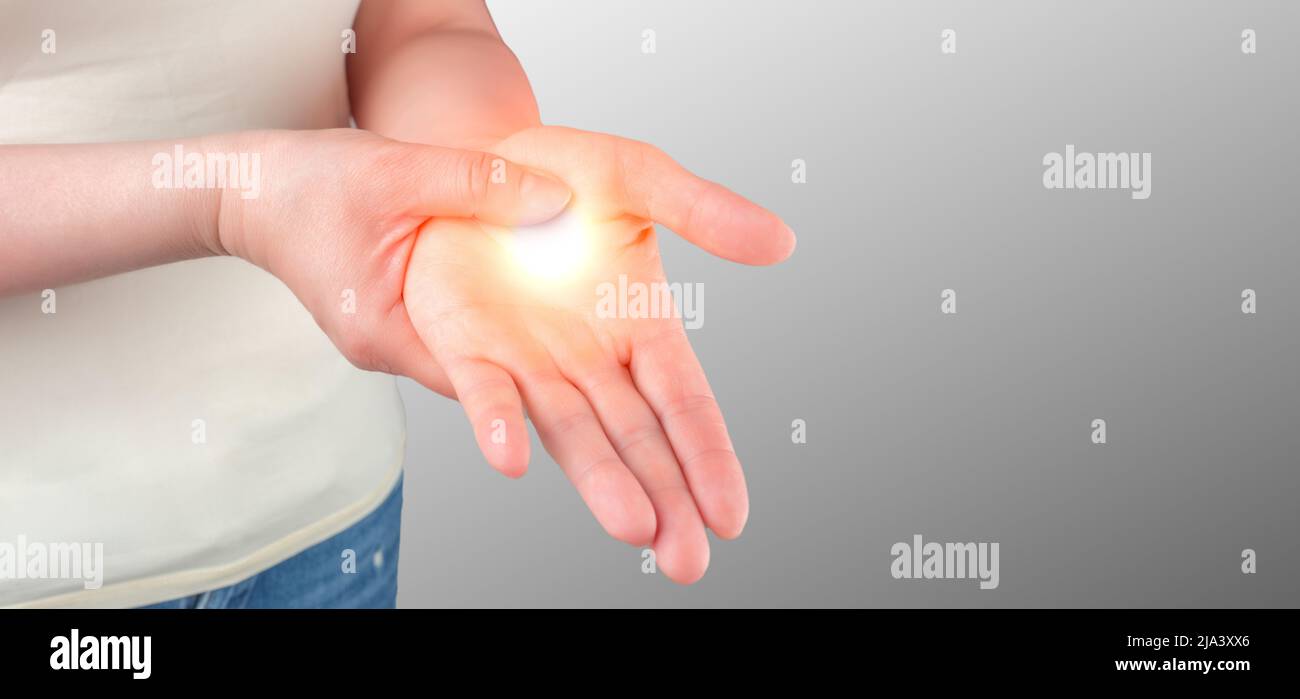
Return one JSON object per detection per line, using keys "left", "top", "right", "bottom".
{"left": 141, "top": 475, "right": 402, "bottom": 609}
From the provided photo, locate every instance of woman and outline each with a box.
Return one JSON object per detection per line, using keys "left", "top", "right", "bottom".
{"left": 0, "top": 0, "right": 794, "bottom": 608}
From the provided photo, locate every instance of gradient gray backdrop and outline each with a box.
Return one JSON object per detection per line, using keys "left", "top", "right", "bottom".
{"left": 395, "top": 0, "right": 1299, "bottom": 607}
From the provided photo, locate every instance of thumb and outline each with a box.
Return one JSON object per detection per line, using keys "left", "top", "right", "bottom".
{"left": 402, "top": 145, "right": 571, "bottom": 226}
{"left": 616, "top": 140, "right": 796, "bottom": 266}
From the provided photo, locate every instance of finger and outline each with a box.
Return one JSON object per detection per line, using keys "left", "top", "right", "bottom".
{"left": 378, "top": 300, "right": 455, "bottom": 399}
{"left": 390, "top": 346, "right": 453, "bottom": 399}
{"left": 564, "top": 360, "right": 711, "bottom": 585}
{"left": 514, "top": 367, "right": 657, "bottom": 546}
{"left": 615, "top": 139, "right": 795, "bottom": 265}
{"left": 442, "top": 357, "right": 530, "bottom": 478}
{"left": 629, "top": 325, "right": 749, "bottom": 540}
{"left": 401, "top": 146, "right": 571, "bottom": 226}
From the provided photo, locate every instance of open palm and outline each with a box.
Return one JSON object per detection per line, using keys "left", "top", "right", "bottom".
{"left": 403, "top": 127, "right": 794, "bottom": 583}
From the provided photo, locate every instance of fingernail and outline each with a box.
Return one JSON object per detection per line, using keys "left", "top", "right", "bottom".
{"left": 518, "top": 171, "right": 572, "bottom": 224}
{"left": 780, "top": 224, "right": 797, "bottom": 259}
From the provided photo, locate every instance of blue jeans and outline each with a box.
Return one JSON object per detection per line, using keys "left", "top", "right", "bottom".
{"left": 141, "top": 475, "right": 403, "bottom": 609}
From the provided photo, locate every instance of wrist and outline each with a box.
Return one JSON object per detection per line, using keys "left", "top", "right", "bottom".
{"left": 199, "top": 130, "right": 277, "bottom": 264}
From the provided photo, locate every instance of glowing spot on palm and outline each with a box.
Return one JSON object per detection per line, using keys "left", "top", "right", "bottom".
{"left": 491, "top": 208, "right": 591, "bottom": 282}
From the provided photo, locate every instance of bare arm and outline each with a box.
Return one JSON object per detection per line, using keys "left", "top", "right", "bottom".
{"left": 0, "top": 137, "right": 224, "bottom": 295}
{"left": 3, "top": 0, "right": 552, "bottom": 300}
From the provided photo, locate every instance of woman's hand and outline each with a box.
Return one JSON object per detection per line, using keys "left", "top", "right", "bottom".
{"left": 214, "top": 128, "right": 573, "bottom": 398}
{"left": 403, "top": 126, "right": 795, "bottom": 583}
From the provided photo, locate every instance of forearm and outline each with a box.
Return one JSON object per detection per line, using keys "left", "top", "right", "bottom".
{"left": 348, "top": 1, "right": 541, "bottom": 149}
{"left": 0, "top": 136, "right": 227, "bottom": 295}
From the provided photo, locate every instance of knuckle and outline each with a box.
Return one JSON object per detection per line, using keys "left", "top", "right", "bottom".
{"left": 609, "top": 422, "right": 663, "bottom": 455}
{"left": 575, "top": 456, "right": 623, "bottom": 489}
{"left": 547, "top": 411, "right": 599, "bottom": 439}
{"left": 359, "top": 143, "right": 418, "bottom": 203}
{"left": 662, "top": 393, "right": 719, "bottom": 422}
{"left": 361, "top": 142, "right": 411, "bottom": 185}
{"left": 459, "top": 374, "right": 517, "bottom": 404}
{"left": 461, "top": 151, "right": 497, "bottom": 206}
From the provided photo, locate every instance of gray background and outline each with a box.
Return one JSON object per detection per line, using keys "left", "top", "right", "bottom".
{"left": 395, "top": 0, "right": 1299, "bottom": 607}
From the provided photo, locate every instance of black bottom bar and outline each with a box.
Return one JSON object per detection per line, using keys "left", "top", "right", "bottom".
{"left": 0, "top": 609, "right": 1285, "bottom": 685}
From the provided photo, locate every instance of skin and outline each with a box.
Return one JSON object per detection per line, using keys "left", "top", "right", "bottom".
{"left": 0, "top": 0, "right": 794, "bottom": 585}
{"left": 405, "top": 127, "right": 794, "bottom": 582}
{"left": 346, "top": 0, "right": 793, "bottom": 582}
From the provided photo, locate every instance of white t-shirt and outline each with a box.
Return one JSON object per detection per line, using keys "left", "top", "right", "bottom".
{"left": 0, "top": 0, "right": 407, "bottom": 607}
